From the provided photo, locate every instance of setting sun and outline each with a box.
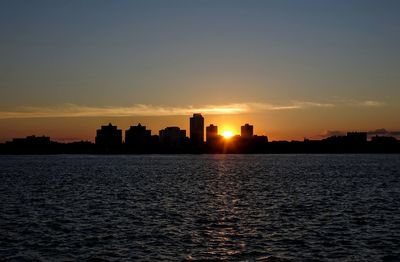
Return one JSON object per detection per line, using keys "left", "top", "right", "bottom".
{"left": 222, "top": 130, "right": 234, "bottom": 139}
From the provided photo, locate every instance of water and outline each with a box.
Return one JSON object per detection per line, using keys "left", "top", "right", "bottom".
{"left": 1, "top": 155, "right": 400, "bottom": 261}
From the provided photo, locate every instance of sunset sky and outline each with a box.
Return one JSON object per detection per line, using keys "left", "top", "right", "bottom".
{"left": 1, "top": 0, "right": 399, "bottom": 142}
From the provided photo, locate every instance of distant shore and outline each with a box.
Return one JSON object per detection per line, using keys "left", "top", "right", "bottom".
{"left": 1, "top": 136, "right": 399, "bottom": 154}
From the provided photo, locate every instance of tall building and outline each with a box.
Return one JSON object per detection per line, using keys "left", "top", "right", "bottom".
{"left": 125, "top": 123, "right": 151, "bottom": 146}
{"left": 241, "top": 123, "right": 254, "bottom": 138}
{"left": 190, "top": 113, "right": 204, "bottom": 147}
{"left": 206, "top": 124, "right": 218, "bottom": 142}
{"left": 159, "top": 127, "right": 186, "bottom": 148}
{"left": 95, "top": 123, "right": 122, "bottom": 146}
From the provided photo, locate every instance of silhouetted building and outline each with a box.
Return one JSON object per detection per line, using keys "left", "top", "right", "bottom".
{"left": 241, "top": 123, "right": 254, "bottom": 138}
{"left": 3, "top": 135, "right": 55, "bottom": 154}
{"left": 371, "top": 136, "right": 397, "bottom": 143}
{"left": 95, "top": 123, "right": 122, "bottom": 146}
{"left": 190, "top": 113, "right": 204, "bottom": 147}
{"left": 205, "top": 124, "right": 223, "bottom": 153}
{"left": 346, "top": 132, "right": 367, "bottom": 143}
{"left": 125, "top": 123, "right": 151, "bottom": 147}
{"left": 254, "top": 135, "right": 268, "bottom": 143}
{"left": 206, "top": 124, "right": 218, "bottom": 142}
{"left": 10, "top": 135, "right": 50, "bottom": 145}
{"left": 159, "top": 127, "right": 186, "bottom": 148}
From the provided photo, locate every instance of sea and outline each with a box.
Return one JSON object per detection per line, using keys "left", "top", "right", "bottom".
{"left": 1, "top": 154, "right": 399, "bottom": 261}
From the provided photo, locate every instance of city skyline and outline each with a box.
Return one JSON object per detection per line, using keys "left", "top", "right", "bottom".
{"left": 3, "top": 112, "right": 399, "bottom": 144}
{"left": 1, "top": 1, "right": 400, "bottom": 142}
{"left": 2, "top": 112, "right": 398, "bottom": 154}
{"left": 1, "top": 113, "right": 400, "bottom": 143}
{"left": 95, "top": 115, "right": 261, "bottom": 143}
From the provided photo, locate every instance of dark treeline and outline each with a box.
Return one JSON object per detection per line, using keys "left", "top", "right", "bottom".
{"left": 0, "top": 133, "right": 399, "bottom": 154}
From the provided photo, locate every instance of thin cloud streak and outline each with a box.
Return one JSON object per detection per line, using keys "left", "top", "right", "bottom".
{"left": 345, "top": 99, "right": 385, "bottom": 107}
{"left": 0, "top": 99, "right": 384, "bottom": 119}
{"left": 0, "top": 103, "right": 248, "bottom": 119}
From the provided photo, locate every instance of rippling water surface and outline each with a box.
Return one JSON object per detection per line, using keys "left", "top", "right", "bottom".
{"left": 1, "top": 155, "right": 400, "bottom": 261}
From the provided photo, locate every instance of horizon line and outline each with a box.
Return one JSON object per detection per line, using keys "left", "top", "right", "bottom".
{"left": 1, "top": 127, "right": 399, "bottom": 144}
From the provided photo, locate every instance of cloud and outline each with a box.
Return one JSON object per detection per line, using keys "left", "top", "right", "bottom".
{"left": 334, "top": 98, "right": 385, "bottom": 107}
{"left": 0, "top": 98, "right": 385, "bottom": 119}
{"left": 239, "top": 101, "right": 334, "bottom": 111}
{"left": 367, "top": 129, "right": 400, "bottom": 137}
{"left": 356, "top": 100, "right": 385, "bottom": 107}
{"left": 0, "top": 103, "right": 247, "bottom": 119}
{"left": 318, "top": 130, "right": 346, "bottom": 138}
{"left": 262, "top": 101, "right": 335, "bottom": 110}
{"left": 0, "top": 102, "right": 335, "bottom": 119}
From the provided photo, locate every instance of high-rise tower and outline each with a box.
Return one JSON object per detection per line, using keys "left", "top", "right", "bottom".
{"left": 241, "top": 123, "right": 254, "bottom": 138}
{"left": 206, "top": 124, "right": 218, "bottom": 143}
{"left": 190, "top": 113, "right": 204, "bottom": 147}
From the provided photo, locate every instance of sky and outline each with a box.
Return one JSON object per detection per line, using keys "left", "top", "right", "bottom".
{"left": 0, "top": 0, "right": 399, "bottom": 142}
